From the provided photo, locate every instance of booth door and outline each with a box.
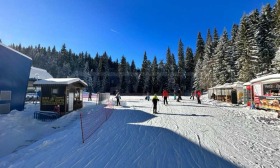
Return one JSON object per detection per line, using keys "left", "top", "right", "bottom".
{"left": 69, "top": 93, "right": 74, "bottom": 111}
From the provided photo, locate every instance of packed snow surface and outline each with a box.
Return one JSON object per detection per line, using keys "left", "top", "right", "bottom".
{"left": 0, "top": 94, "right": 280, "bottom": 168}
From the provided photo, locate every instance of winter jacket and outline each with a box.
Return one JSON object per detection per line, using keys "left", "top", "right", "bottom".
{"left": 162, "top": 90, "right": 169, "bottom": 97}
{"left": 196, "top": 91, "right": 201, "bottom": 97}
{"left": 152, "top": 95, "right": 159, "bottom": 105}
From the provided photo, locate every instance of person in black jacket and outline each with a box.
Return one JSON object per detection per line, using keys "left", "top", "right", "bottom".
{"left": 116, "top": 92, "right": 121, "bottom": 106}
{"left": 177, "top": 89, "right": 182, "bottom": 102}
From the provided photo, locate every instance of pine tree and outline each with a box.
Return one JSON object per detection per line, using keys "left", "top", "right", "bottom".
{"left": 201, "top": 29, "right": 213, "bottom": 89}
{"left": 158, "top": 60, "right": 168, "bottom": 92}
{"left": 193, "top": 58, "right": 202, "bottom": 89}
{"left": 177, "top": 39, "right": 185, "bottom": 91}
{"left": 83, "top": 62, "right": 93, "bottom": 92}
{"left": 118, "top": 56, "right": 128, "bottom": 93}
{"left": 230, "top": 24, "right": 239, "bottom": 81}
{"left": 247, "top": 10, "right": 260, "bottom": 76}
{"left": 213, "top": 28, "right": 219, "bottom": 50}
{"left": 257, "top": 4, "right": 276, "bottom": 73}
{"left": 151, "top": 56, "right": 159, "bottom": 93}
{"left": 58, "top": 44, "right": 67, "bottom": 70}
{"left": 185, "top": 47, "right": 195, "bottom": 91}
{"left": 193, "top": 32, "right": 205, "bottom": 89}
{"left": 213, "top": 29, "right": 230, "bottom": 84}
{"left": 273, "top": 0, "right": 280, "bottom": 47}
{"left": 144, "top": 60, "right": 152, "bottom": 93}
{"left": 271, "top": 47, "right": 280, "bottom": 73}
{"left": 236, "top": 15, "right": 254, "bottom": 82}
{"left": 166, "top": 47, "right": 176, "bottom": 91}
{"left": 194, "top": 32, "right": 205, "bottom": 63}
{"left": 137, "top": 52, "right": 149, "bottom": 93}
{"left": 128, "top": 60, "right": 138, "bottom": 93}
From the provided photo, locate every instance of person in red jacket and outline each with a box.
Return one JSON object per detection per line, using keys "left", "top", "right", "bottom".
{"left": 162, "top": 89, "right": 169, "bottom": 105}
{"left": 196, "top": 90, "right": 201, "bottom": 104}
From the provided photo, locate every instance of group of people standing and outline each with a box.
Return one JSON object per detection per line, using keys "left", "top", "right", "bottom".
{"left": 151, "top": 89, "right": 201, "bottom": 114}
{"left": 114, "top": 89, "right": 202, "bottom": 114}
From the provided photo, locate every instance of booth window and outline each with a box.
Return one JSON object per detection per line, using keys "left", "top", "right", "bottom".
{"left": 52, "top": 88, "right": 58, "bottom": 95}
{"left": 75, "top": 89, "right": 81, "bottom": 101}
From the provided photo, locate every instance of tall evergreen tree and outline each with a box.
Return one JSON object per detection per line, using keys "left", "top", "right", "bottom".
{"left": 273, "top": 0, "right": 280, "bottom": 47}
{"left": 144, "top": 60, "right": 152, "bottom": 93}
{"left": 257, "top": 4, "right": 276, "bottom": 73}
{"left": 201, "top": 29, "right": 213, "bottom": 89}
{"left": 230, "top": 24, "right": 239, "bottom": 81}
{"left": 193, "top": 32, "right": 205, "bottom": 89}
{"left": 166, "top": 47, "right": 176, "bottom": 91}
{"left": 185, "top": 47, "right": 195, "bottom": 91}
{"left": 213, "top": 29, "right": 230, "bottom": 84}
{"left": 128, "top": 60, "right": 138, "bottom": 93}
{"left": 137, "top": 52, "right": 149, "bottom": 93}
{"left": 194, "top": 32, "right": 205, "bottom": 63}
{"left": 158, "top": 60, "right": 168, "bottom": 92}
{"left": 247, "top": 10, "right": 260, "bottom": 76}
{"left": 119, "top": 56, "right": 128, "bottom": 93}
{"left": 271, "top": 47, "right": 280, "bottom": 73}
{"left": 151, "top": 56, "right": 159, "bottom": 93}
{"left": 177, "top": 39, "right": 185, "bottom": 91}
{"left": 236, "top": 15, "right": 254, "bottom": 82}
{"left": 213, "top": 28, "right": 219, "bottom": 50}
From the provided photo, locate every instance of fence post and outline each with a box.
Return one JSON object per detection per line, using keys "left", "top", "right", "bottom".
{"left": 80, "top": 112, "right": 85, "bottom": 143}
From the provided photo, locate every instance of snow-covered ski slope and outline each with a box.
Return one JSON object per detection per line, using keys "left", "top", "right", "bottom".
{"left": 0, "top": 95, "right": 280, "bottom": 168}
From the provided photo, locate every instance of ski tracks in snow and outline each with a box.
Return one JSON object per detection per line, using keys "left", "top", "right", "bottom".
{"left": 118, "top": 96, "right": 280, "bottom": 167}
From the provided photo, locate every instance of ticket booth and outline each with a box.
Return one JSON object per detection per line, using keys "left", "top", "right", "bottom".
{"left": 34, "top": 78, "right": 87, "bottom": 115}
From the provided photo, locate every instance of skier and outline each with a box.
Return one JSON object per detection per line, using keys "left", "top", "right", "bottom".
{"left": 196, "top": 90, "right": 201, "bottom": 104}
{"left": 162, "top": 89, "right": 169, "bottom": 105}
{"left": 88, "top": 91, "right": 92, "bottom": 101}
{"left": 152, "top": 94, "right": 159, "bottom": 113}
{"left": 177, "top": 89, "right": 182, "bottom": 102}
{"left": 145, "top": 92, "right": 150, "bottom": 101}
{"left": 116, "top": 92, "right": 121, "bottom": 106}
{"left": 190, "top": 90, "right": 195, "bottom": 100}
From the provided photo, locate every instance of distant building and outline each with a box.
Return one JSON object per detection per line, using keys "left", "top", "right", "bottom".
{"left": 0, "top": 43, "right": 32, "bottom": 114}
{"left": 27, "top": 66, "right": 53, "bottom": 92}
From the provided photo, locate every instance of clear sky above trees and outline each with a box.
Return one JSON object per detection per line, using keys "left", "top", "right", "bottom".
{"left": 0, "top": 0, "right": 276, "bottom": 67}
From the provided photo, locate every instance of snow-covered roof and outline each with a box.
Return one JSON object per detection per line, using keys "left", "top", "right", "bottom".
{"left": 29, "top": 67, "right": 53, "bottom": 80}
{"left": 0, "top": 43, "right": 32, "bottom": 60}
{"left": 34, "top": 78, "right": 87, "bottom": 87}
{"left": 212, "top": 82, "right": 244, "bottom": 89}
{"left": 261, "top": 78, "right": 280, "bottom": 84}
{"left": 243, "top": 82, "right": 251, "bottom": 86}
{"left": 250, "top": 74, "right": 280, "bottom": 83}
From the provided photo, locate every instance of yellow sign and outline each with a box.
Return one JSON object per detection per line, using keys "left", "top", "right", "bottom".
{"left": 42, "top": 96, "right": 65, "bottom": 105}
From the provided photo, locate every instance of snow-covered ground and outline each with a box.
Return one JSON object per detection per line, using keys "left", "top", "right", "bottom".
{"left": 0, "top": 94, "right": 280, "bottom": 168}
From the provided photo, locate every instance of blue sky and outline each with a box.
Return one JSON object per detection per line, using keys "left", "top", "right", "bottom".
{"left": 0, "top": 0, "right": 276, "bottom": 67}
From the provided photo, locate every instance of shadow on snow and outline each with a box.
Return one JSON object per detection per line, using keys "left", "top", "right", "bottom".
{"left": 80, "top": 107, "right": 238, "bottom": 168}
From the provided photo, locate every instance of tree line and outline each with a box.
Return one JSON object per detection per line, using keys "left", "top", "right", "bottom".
{"left": 8, "top": 1, "right": 280, "bottom": 95}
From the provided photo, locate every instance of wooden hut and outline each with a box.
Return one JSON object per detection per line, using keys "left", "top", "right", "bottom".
{"left": 34, "top": 78, "right": 87, "bottom": 115}
{"left": 208, "top": 82, "right": 244, "bottom": 103}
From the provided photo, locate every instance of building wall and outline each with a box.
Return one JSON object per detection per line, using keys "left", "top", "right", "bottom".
{"left": 0, "top": 44, "right": 32, "bottom": 113}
